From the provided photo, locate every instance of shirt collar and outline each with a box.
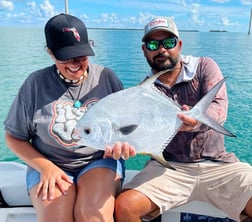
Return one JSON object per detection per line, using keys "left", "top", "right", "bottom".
{"left": 148, "top": 55, "right": 200, "bottom": 85}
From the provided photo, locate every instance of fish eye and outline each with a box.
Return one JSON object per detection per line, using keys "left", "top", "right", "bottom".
{"left": 84, "top": 127, "right": 91, "bottom": 134}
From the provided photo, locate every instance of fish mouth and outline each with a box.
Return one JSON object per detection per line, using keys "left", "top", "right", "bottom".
{"left": 71, "top": 128, "right": 81, "bottom": 141}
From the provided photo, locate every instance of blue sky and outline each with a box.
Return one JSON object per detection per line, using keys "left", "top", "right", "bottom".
{"left": 0, "top": 0, "right": 251, "bottom": 32}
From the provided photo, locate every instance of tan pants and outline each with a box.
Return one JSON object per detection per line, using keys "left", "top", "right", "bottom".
{"left": 124, "top": 160, "right": 252, "bottom": 222}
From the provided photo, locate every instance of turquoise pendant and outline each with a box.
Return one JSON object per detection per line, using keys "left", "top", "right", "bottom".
{"left": 74, "top": 100, "right": 82, "bottom": 108}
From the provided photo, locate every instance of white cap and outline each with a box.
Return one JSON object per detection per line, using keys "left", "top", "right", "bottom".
{"left": 142, "top": 17, "right": 179, "bottom": 42}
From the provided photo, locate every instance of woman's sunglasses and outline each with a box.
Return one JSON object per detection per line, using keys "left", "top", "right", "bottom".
{"left": 56, "top": 56, "right": 87, "bottom": 64}
{"left": 145, "top": 37, "right": 178, "bottom": 51}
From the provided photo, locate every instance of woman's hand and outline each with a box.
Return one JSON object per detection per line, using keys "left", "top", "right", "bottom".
{"left": 36, "top": 164, "right": 73, "bottom": 201}
{"left": 104, "top": 142, "right": 136, "bottom": 160}
{"left": 5, "top": 133, "right": 74, "bottom": 201}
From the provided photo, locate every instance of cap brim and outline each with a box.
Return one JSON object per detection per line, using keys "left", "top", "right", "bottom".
{"left": 142, "top": 27, "right": 179, "bottom": 42}
{"left": 53, "top": 43, "right": 95, "bottom": 60}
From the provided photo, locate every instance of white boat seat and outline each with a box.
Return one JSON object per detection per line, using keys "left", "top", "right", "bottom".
{"left": 0, "top": 162, "right": 231, "bottom": 222}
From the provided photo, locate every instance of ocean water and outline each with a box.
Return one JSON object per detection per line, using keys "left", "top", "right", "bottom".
{"left": 0, "top": 27, "right": 251, "bottom": 170}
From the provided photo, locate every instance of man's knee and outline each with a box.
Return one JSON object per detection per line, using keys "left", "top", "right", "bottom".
{"left": 244, "top": 197, "right": 252, "bottom": 218}
{"left": 115, "top": 194, "right": 131, "bottom": 219}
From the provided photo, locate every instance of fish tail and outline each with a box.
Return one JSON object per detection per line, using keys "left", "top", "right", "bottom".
{"left": 188, "top": 78, "right": 236, "bottom": 137}
{"left": 195, "top": 114, "right": 236, "bottom": 137}
{"left": 193, "top": 78, "right": 226, "bottom": 114}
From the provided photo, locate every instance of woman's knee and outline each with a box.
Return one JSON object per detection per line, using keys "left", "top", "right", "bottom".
{"left": 74, "top": 203, "right": 114, "bottom": 222}
{"left": 30, "top": 183, "right": 76, "bottom": 222}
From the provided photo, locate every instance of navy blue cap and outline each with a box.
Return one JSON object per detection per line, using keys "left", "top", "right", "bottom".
{"left": 45, "top": 13, "right": 95, "bottom": 60}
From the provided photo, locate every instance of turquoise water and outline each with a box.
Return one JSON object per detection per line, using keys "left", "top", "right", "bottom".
{"left": 0, "top": 27, "right": 251, "bottom": 169}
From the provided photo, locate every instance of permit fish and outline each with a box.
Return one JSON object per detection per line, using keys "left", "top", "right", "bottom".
{"left": 73, "top": 70, "right": 235, "bottom": 160}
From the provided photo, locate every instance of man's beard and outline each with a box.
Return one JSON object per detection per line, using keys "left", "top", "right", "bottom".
{"left": 146, "top": 53, "right": 179, "bottom": 72}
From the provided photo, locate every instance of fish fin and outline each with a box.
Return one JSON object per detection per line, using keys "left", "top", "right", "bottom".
{"left": 191, "top": 78, "right": 226, "bottom": 114}
{"left": 118, "top": 124, "right": 138, "bottom": 135}
{"left": 140, "top": 69, "right": 173, "bottom": 88}
{"left": 139, "top": 152, "right": 176, "bottom": 170}
{"left": 188, "top": 78, "right": 236, "bottom": 137}
{"left": 195, "top": 115, "right": 236, "bottom": 137}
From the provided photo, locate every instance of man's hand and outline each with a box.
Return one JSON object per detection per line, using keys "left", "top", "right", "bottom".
{"left": 177, "top": 105, "right": 200, "bottom": 132}
{"left": 104, "top": 142, "right": 136, "bottom": 160}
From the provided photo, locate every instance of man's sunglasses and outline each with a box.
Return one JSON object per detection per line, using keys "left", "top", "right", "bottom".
{"left": 56, "top": 56, "right": 87, "bottom": 64}
{"left": 145, "top": 37, "right": 178, "bottom": 51}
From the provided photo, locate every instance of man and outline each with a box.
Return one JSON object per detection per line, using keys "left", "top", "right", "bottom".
{"left": 113, "top": 17, "right": 252, "bottom": 222}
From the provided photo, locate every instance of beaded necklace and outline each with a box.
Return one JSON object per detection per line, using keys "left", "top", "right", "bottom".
{"left": 57, "top": 69, "right": 88, "bottom": 108}
{"left": 57, "top": 69, "right": 87, "bottom": 84}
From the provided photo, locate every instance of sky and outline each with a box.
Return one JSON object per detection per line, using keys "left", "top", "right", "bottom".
{"left": 0, "top": 0, "right": 252, "bottom": 32}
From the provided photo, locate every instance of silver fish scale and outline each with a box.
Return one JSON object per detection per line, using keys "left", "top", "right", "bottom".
{"left": 75, "top": 85, "right": 183, "bottom": 155}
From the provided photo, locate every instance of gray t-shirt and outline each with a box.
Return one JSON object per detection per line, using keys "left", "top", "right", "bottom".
{"left": 4, "top": 63, "right": 123, "bottom": 172}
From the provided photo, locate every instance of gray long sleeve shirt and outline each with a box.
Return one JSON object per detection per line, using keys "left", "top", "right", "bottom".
{"left": 153, "top": 56, "right": 238, "bottom": 163}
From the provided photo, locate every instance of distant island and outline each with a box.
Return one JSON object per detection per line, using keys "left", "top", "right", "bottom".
{"left": 209, "top": 30, "right": 227, "bottom": 32}
{"left": 179, "top": 30, "right": 199, "bottom": 32}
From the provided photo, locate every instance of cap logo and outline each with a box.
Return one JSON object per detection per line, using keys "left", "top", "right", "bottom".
{"left": 62, "top": 27, "right": 81, "bottom": 42}
{"left": 148, "top": 18, "right": 168, "bottom": 30}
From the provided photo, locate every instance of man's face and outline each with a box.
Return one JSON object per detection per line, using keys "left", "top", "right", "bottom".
{"left": 142, "top": 30, "right": 182, "bottom": 72}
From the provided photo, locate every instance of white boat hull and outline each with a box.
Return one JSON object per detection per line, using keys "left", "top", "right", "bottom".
{"left": 0, "top": 162, "right": 231, "bottom": 222}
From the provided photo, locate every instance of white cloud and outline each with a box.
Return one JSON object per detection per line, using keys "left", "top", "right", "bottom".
{"left": 211, "top": 0, "right": 230, "bottom": 3}
{"left": 241, "top": 0, "right": 252, "bottom": 4}
{"left": 92, "top": 13, "right": 119, "bottom": 26}
{"left": 137, "top": 12, "right": 155, "bottom": 24}
{"left": 27, "top": 1, "right": 36, "bottom": 11}
{"left": 27, "top": 1, "right": 40, "bottom": 16}
{"left": 80, "top": 13, "right": 88, "bottom": 20}
{"left": 39, "top": 0, "right": 55, "bottom": 18}
{"left": 189, "top": 3, "right": 204, "bottom": 25}
{"left": 221, "top": 16, "right": 235, "bottom": 26}
{"left": 180, "top": 0, "right": 187, "bottom": 7}
{"left": 0, "top": 0, "right": 14, "bottom": 11}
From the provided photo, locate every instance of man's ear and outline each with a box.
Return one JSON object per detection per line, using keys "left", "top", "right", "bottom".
{"left": 178, "top": 39, "right": 182, "bottom": 51}
{"left": 142, "top": 44, "right": 147, "bottom": 57}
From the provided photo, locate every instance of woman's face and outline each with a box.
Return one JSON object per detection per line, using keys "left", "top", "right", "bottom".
{"left": 49, "top": 49, "right": 89, "bottom": 82}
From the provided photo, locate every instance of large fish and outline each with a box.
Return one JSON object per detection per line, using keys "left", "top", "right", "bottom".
{"left": 73, "top": 70, "right": 235, "bottom": 159}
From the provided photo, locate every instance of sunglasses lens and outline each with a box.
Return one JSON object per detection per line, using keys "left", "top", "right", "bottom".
{"left": 162, "top": 38, "right": 177, "bottom": 49}
{"left": 74, "top": 56, "right": 87, "bottom": 62}
{"left": 146, "top": 40, "right": 159, "bottom": 51}
{"left": 57, "top": 56, "right": 86, "bottom": 64}
{"left": 57, "top": 60, "right": 69, "bottom": 64}
{"left": 146, "top": 38, "right": 178, "bottom": 51}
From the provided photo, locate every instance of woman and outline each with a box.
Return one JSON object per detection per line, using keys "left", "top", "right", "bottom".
{"left": 4, "top": 13, "right": 135, "bottom": 222}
